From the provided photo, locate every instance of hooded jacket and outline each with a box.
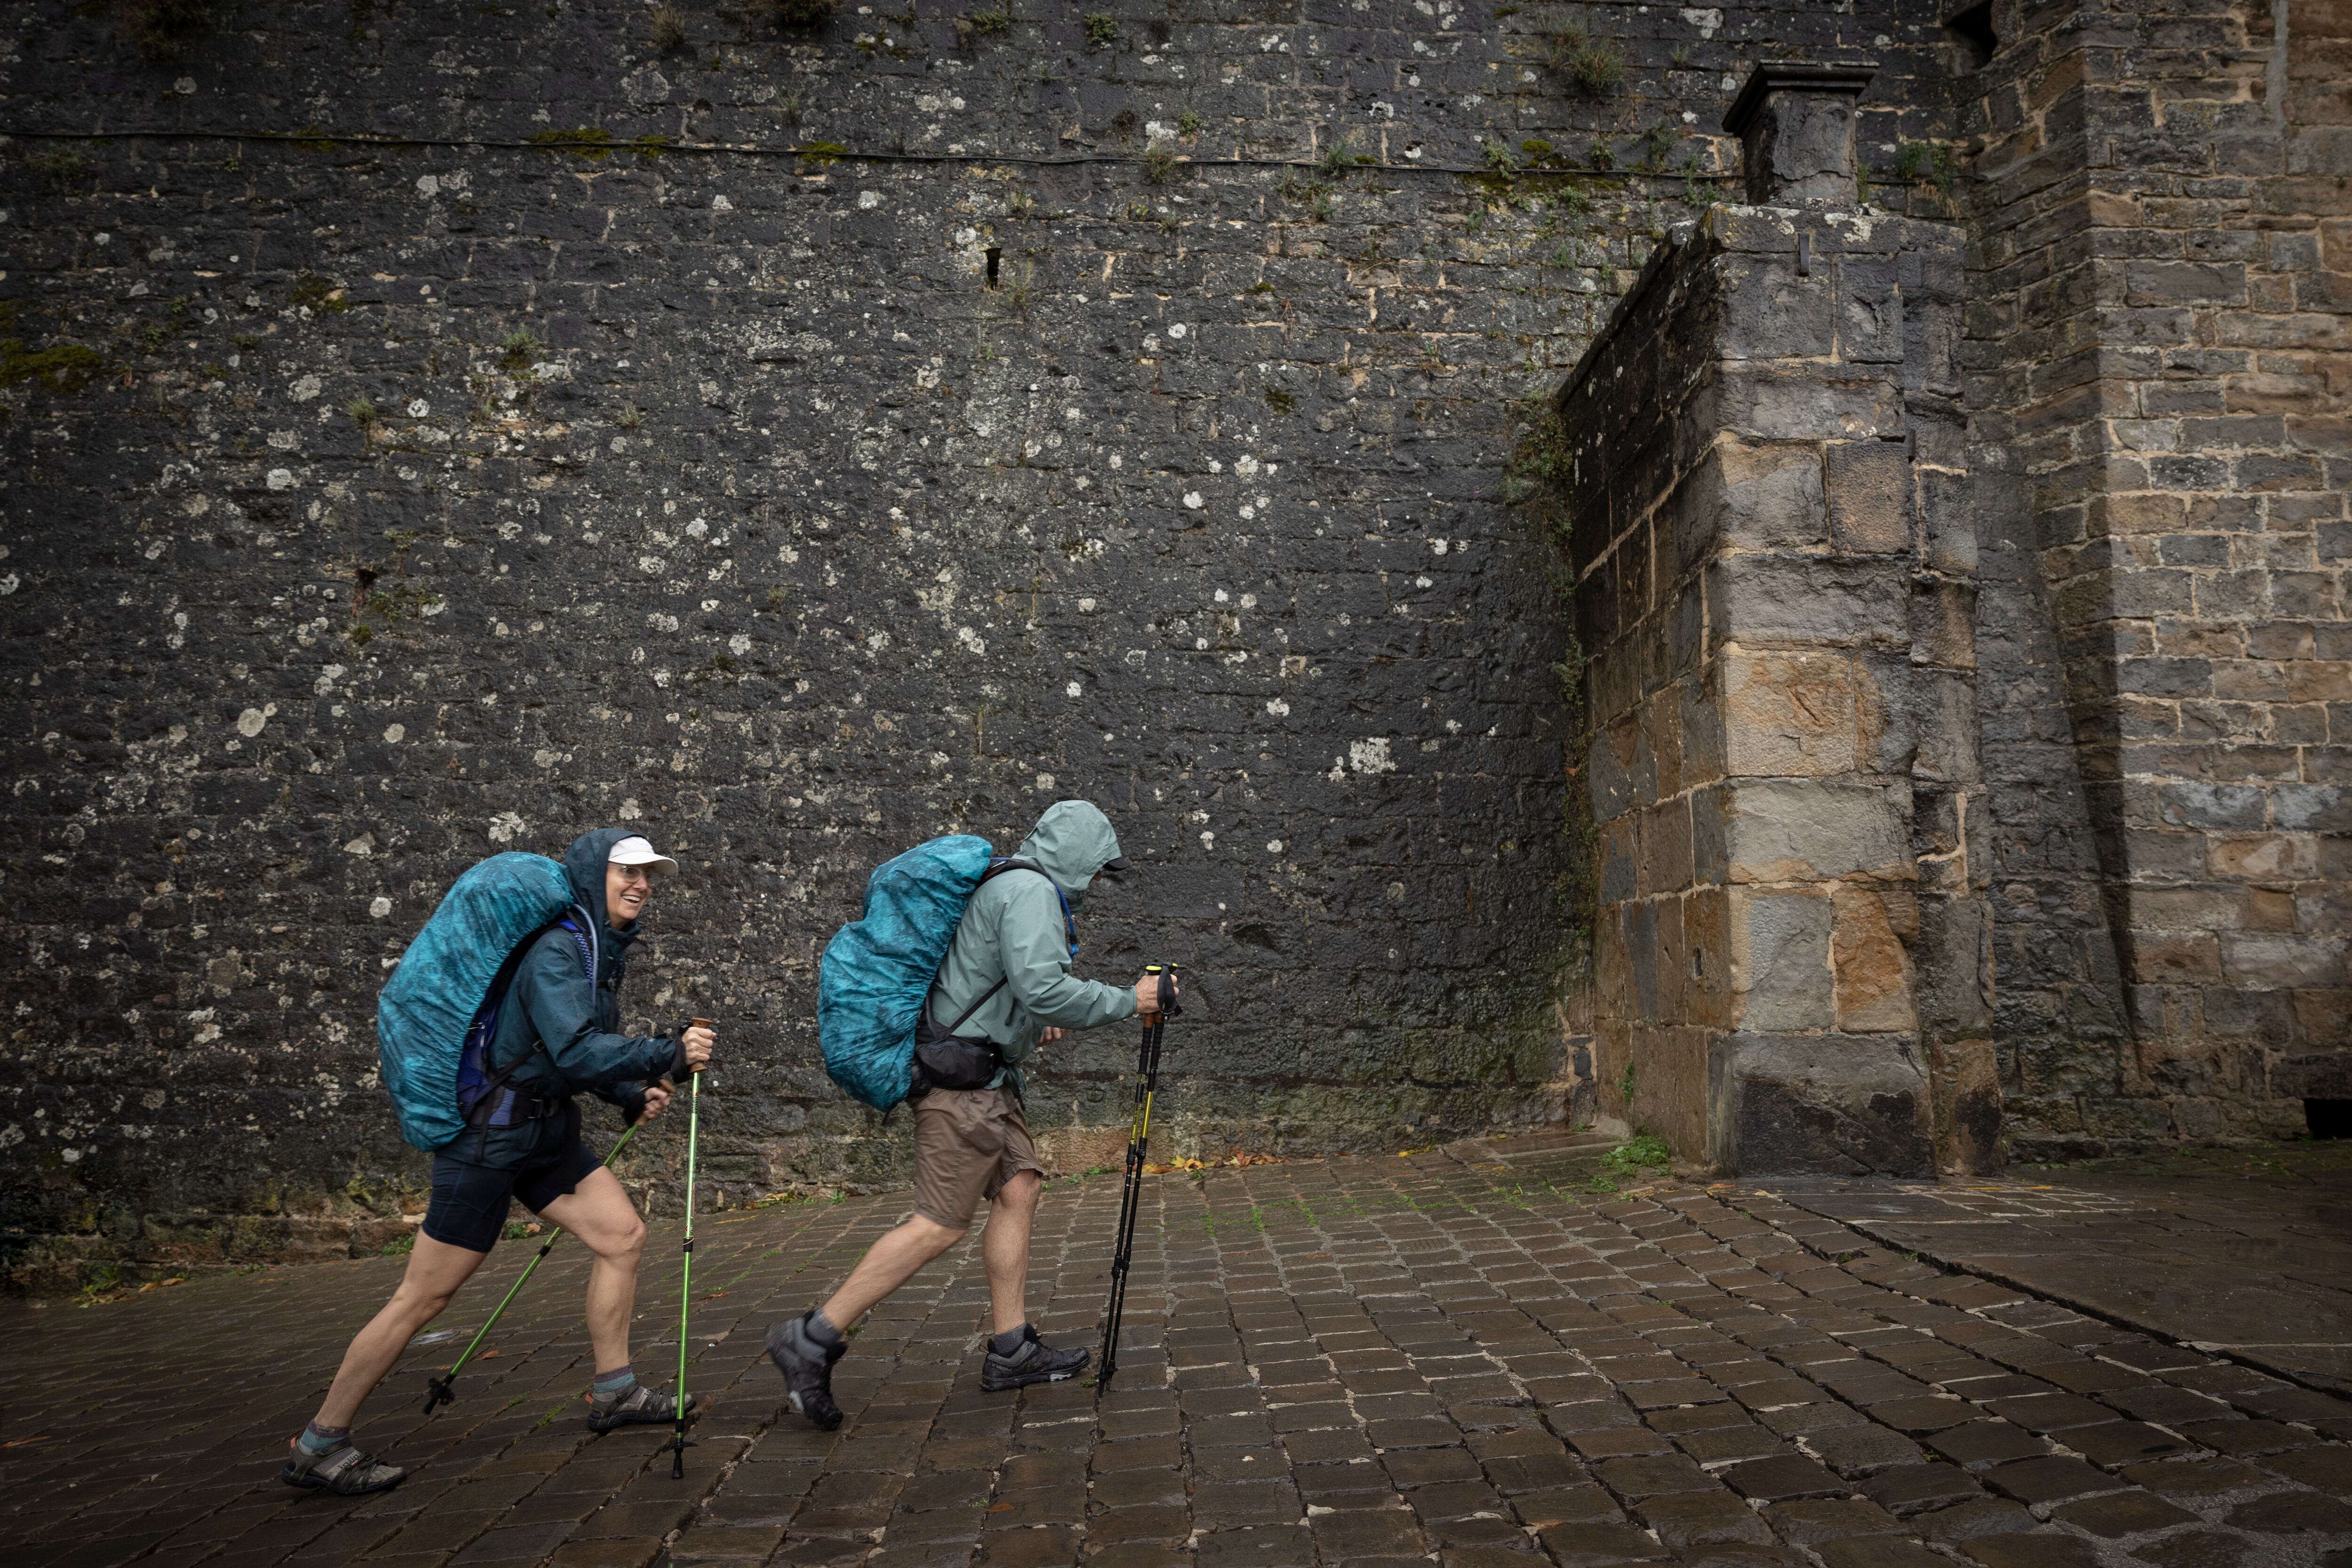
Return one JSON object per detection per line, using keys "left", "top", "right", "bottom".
{"left": 922, "top": 800, "right": 1140, "bottom": 1093}
{"left": 453, "top": 828, "right": 687, "bottom": 1168}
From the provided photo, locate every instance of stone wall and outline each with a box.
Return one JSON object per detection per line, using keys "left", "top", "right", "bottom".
{"left": 1561, "top": 146, "right": 1994, "bottom": 1176}
{"left": 0, "top": 0, "right": 1949, "bottom": 1289}
{"left": 1958, "top": 0, "right": 2351, "bottom": 1154}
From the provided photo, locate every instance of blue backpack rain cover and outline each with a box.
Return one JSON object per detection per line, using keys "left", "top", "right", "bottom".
{"left": 818, "top": 834, "right": 997, "bottom": 1111}
{"left": 377, "top": 852, "right": 576, "bottom": 1152}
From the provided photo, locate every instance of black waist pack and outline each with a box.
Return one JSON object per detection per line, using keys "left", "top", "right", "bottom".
{"left": 910, "top": 978, "right": 1008, "bottom": 1096}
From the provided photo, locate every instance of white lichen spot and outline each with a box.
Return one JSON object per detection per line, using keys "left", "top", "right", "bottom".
{"left": 858, "top": 190, "right": 882, "bottom": 210}
{"left": 416, "top": 174, "right": 440, "bottom": 197}
{"left": 235, "top": 707, "right": 270, "bottom": 738}
{"left": 383, "top": 724, "right": 405, "bottom": 743}
{"left": 368, "top": 896, "right": 393, "bottom": 919}
{"left": 957, "top": 625, "right": 987, "bottom": 656}
{"left": 1077, "top": 597, "right": 1097, "bottom": 613}
{"left": 266, "top": 468, "right": 295, "bottom": 491}
{"left": 1267, "top": 840, "right": 1285, "bottom": 854}
{"left": 1183, "top": 492, "right": 1204, "bottom": 509}
{"left": 291, "top": 374, "right": 322, "bottom": 402}
{"left": 1036, "top": 772, "right": 1056, "bottom": 791}
{"left": 620, "top": 797, "right": 644, "bottom": 820}
{"left": 728, "top": 633, "right": 752, "bottom": 656}
{"left": 1349, "top": 736, "right": 1396, "bottom": 774}
{"left": 1680, "top": 6, "right": 1722, "bottom": 36}
{"left": 407, "top": 398, "right": 429, "bottom": 418}
{"left": 1266, "top": 697, "right": 1291, "bottom": 716}
{"left": 1066, "top": 681, "right": 1082, "bottom": 697}
{"left": 1200, "top": 830, "right": 1216, "bottom": 850}
{"left": 713, "top": 194, "right": 734, "bottom": 212}
{"left": 487, "top": 810, "right": 527, "bottom": 843}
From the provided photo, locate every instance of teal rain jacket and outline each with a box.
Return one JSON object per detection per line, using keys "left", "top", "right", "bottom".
{"left": 923, "top": 800, "right": 1140, "bottom": 1093}
{"left": 449, "top": 828, "right": 687, "bottom": 1168}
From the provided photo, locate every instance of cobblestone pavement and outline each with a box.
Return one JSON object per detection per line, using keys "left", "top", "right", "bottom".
{"left": 7, "top": 1134, "right": 2352, "bottom": 1568}
{"left": 1761, "top": 1150, "right": 2352, "bottom": 1396}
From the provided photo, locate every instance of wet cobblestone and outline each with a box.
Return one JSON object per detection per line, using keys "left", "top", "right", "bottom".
{"left": 6, "top": 1136, "right": 2350, "bottom": 1568}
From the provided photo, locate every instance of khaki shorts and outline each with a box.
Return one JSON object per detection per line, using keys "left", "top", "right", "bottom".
{"left": 913, "top": 1085, "right": 1044, "bottom": 1229}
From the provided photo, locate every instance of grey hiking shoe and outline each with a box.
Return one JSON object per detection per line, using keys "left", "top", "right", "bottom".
{"left": 981, "top": 1325, "right": 1089, "bottom": 1393}
{"left": 584, "top": 1381, "right": 698, "bottom": 1433}
{"left": 282, "top": 1438, "right": 405, "bottom": 1496}
{"left": 765, "top": 1312, "right": 845, "bottom": 1431}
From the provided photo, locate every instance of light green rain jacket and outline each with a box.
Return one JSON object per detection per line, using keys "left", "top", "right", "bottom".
{"left": 924, "top": 799, "right": 1140, "bottom": 1092}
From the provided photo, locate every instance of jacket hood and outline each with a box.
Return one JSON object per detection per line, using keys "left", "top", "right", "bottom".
{"left": 1015, "top": 800, "right": 1124, "bottom": 907}
{"left": 562, "top": 828, "right": 641, "bottom": 975}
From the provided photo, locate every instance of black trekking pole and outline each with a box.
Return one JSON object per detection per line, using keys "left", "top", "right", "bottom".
{"left": 1097, "top": 966, "right": 1177, "bottom": 1391}
{"left": 424, "top": 1117, "right": 647, "bottom": 1415}
{"left": 656, "top": 1019, "right": 711, "bottom": 1480}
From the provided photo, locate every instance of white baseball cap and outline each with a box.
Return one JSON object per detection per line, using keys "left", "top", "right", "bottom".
{"left": 608, "top": 836, "right": 679, "bottom": 875}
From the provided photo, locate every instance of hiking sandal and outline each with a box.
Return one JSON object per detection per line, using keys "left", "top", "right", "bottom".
{"left": 282, "top": 1439, "right": 406, "bottom": 1496}
{"left": 584, "top": 1382, "right": 698, "bottom": 1433}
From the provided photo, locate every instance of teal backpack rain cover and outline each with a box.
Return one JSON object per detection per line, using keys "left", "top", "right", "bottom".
{"left": 818, "top": 834, "right": 996, "bottom": 1111}
{"left": 377, "top": 852, "right": 576, "bottom": 1152}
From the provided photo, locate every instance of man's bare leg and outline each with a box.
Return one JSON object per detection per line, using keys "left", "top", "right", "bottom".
{"left": 982, "top": 1170, "right": 1041, "bottom": 1334}
{"left": 819, "top": 1214, "right": 967, "bottom": 1329}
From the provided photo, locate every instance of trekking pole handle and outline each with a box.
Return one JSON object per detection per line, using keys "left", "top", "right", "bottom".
{"left": 685, "top": 1016, "right": 715, "bottom": 1075}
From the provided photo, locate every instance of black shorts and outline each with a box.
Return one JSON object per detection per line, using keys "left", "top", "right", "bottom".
{"left": 422, "top": 1136, "right": 603, "bottom": 1253}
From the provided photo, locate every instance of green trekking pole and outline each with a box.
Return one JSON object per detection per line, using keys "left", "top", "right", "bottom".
{"left": 657, "top": 1019, "right": 710, "bottom": 1479}
{"left": 424, "top": 1116, "right": 646, "bottom": 1414}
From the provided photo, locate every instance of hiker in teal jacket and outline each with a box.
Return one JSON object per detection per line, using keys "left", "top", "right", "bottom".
{"left": 765, "top": 800, "right": 1176, "bottom": 1429}
{"left": 283, "top": 829, "right": 717, "bottom": 1497}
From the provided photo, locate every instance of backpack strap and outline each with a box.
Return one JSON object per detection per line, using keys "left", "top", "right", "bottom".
{"left": 981, "top": 858, "right": 1076, "bottom": 955}
{"left": 464, "top": 904, "right": 597, "bottom": 1137}
{"left": 924, "top": 862, "right": 1073, "bottom": 1041}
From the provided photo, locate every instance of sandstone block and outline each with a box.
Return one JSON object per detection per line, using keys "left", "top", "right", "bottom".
{"left": 1719, "top": 254, "right": 1836, "bottom": 360}
{"left": 1909, "top": 580, "right": 1978, "bottom": 671}
{"left": 1708, "top": 554, "right": 1912, "bottom": 650}
{"left": 1927, "top": 1035, "right": 2003, "bottom": 1175}
{"left": 2123, "top": 933, "right": 2222, "bottom": 984}
{"left": 1919, "top": 467, "right": 1978, "bottom": 575}
{"left": 1732, "top": 886, "right": 1834, "bottom": 1030}
{"left": 1832, "top": 884, "right": 1919, "bottom": 1032}
{"left": 1708, "top": 1031, "right": 1934, "bottom": 1175}
{"left": 1914, "top": 894, "right": 1993, "bottom": 1036}
{"left": 1911, "top": 669, "right": 1985, "bottom": 784}
{"left": 1637, "top": 795, "right": 1697, "bottom": 899}
{"left": 1635, "top": 1022, "right": 1714, "bottom": 1161}
{"left": 2221, "top": 934, "right": 2346, "bottom": 987}
{"left": 1723, "top": 778, "right": 1911, "bottom": 883}
{"left": 1681, "top": 438, "right": 1828, "bottom": 555}
{"left": 2206, "top": 833, "right": 2314, "bottom": 881}
{"left": 1722, "top": 651, "right": 1862, "bottom": 778}
{"left": 1685, "top": 886, "right": 1736, "bottom": 1029}
{"left": 1695, "top": 365, "right": 1904, "bottom": 443}
{"left": 1824, "top": 439, "right": 1914, "bottom": 553}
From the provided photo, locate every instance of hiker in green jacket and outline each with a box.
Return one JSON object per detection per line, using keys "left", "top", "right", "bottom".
{"left": 765, "top": 799, "right": 1175, "bottom": 1429}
